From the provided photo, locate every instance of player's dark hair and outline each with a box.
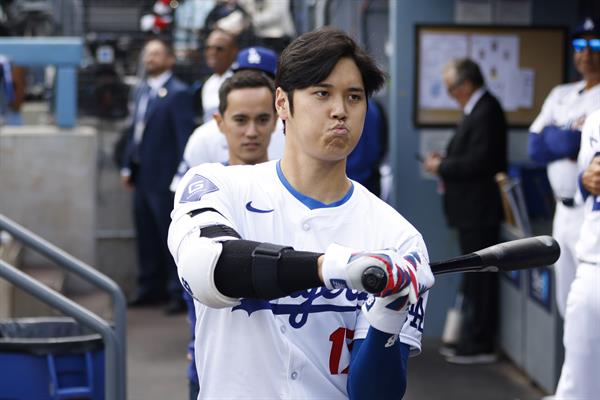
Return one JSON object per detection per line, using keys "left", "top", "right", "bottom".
{"left": 218, "top": 70, "right": 276, "bottom": 115}
{"left": 275, "top": 27, "right": 386, "bottom": 114}
{"left": 452, "top": 58, "right": 485, "bottom": 88}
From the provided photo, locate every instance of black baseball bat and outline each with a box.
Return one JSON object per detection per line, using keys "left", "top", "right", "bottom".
{"left": 360, "top": 235, "right": 561, "bottom": 293}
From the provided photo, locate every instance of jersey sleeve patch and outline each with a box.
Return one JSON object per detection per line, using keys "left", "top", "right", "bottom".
{"left": 180, "top": 174, "right": 219, "bottom": 203}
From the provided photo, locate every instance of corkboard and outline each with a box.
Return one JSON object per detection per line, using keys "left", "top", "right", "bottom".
{"left": 414, "top": 25, "right": 567, "bottom": 128}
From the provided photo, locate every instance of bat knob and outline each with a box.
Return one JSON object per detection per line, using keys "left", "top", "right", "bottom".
{"left": 361, "top": 266, "right": 387, "bottom": 294}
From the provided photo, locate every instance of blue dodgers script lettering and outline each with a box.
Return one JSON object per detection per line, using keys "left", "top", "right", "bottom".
{"left": 232, "top": 288, "right": 369, "bottom": 328}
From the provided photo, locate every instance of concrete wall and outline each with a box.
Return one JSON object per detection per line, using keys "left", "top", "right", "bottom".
{"left": 90, "top": 118, "right": 137, "bottom": 297}
{"left": 0, "top": 125, "right": 97, "bottom": 293}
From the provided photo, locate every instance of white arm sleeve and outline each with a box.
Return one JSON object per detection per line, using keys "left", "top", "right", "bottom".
{"left": 168, "top": 210, "right": 240, "bottom": 308}
{"left": 168, "top": 163, "right": 241, "bottom": 308}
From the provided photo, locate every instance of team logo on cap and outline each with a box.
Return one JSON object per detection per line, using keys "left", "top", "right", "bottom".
{"left": 180, "top": 174, "right": 219, "bottom": 203}
{"left": 584, "top": 18, "right": 595, "bottom": 31}
{"left": 247, "top": 48, "right": 262, "bottom": 65}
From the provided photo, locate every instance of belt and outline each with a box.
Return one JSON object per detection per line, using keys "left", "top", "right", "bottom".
{"left": 558, "top": 198, "right": 575, "bottom": 207}
{"left": 578, "top": 259, "right": 600, "bottom": 266}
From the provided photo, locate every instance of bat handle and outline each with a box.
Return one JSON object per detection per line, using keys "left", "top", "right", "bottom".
{"left": 361, "top": 266, "right": 388, "bottom": 294}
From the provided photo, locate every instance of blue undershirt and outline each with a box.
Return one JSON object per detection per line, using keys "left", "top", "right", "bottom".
{"left": 348, "top": 327, "right": 409, "bottom": 399}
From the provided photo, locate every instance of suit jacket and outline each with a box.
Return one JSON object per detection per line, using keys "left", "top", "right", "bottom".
{"left": 122, "top": 75, "right": 196, "bottom": 193}
{"left": 439, "top": 91, "right": 508, "bottom": 229}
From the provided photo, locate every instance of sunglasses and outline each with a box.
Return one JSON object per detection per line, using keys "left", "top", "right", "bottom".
{"left": 572, "top": 38, "right": 600, "bottom": 53}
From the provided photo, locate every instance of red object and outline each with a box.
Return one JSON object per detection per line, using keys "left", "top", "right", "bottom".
{"left": 154, "top": 15, "right": 169, "bottom": 30}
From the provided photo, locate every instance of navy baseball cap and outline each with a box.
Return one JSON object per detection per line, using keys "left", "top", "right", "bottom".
{"left": 231, "top": 47, "right": 277, "bottom": 77}
{"left": 573, "top": 17, "right": 600, "bottom": 38}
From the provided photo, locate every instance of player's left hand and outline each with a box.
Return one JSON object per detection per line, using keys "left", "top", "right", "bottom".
{"left": 362, "top": 291, "right": 412, "bottom": 334}
{"left": 321, "top": 244, "right": 421, "bottom": 301}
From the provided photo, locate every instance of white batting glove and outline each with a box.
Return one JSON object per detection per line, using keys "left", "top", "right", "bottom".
{"left": 362, "top": 293, "right": 411, "bottom": 334}
{"left": 321, "top": 243, "right": 421, "bottom": 302}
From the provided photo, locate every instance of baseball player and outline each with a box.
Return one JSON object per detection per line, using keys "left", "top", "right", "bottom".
{"left": 552, "top": 109, "right": 600, "bottom": 399}
{"left": 183, "top": 69, "right": 278, "bottom": 400}
{"left": 168, "top": 27, "right": 434, "bottom": 399}
{"left": 170, "top": 47, "right": 285, "bottom": 192}
{"left": 528, "top": 17, "right": 600, "bottom": 317}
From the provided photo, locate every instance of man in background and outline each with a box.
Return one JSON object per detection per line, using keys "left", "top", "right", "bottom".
{"left": 120, "top": 38, "right": 195, "bottom": 314}
{"left": 170, "top": 46, "right": 285, "bottom": 192}
{"left": 534, "top": 18, "right": 600, "bottom": 400}
{"left": 183, "top": 69, "right": 278, "bottom": 399}
{"left": 528, "top": 17, "right": 600, "bottom": 319}
{"left": 424, "top": 58, "right": 507, "bottom": 364}
{"left": 551, "top": 109, "right": 600, "bottom": 399}
{"left": 200, "top": 28, "right": 239, "bottom": 122}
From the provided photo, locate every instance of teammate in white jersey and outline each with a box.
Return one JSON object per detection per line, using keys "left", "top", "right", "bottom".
{"left": 528, "top": 17, "right": 600, "bottom": 317}
{"left": 168, "top": 27, "right": 434, "bottom": 399}
{"left": 182, "top": 69, "right": 279, "bottom": 400}
{"left": 553, "top": 109, "right": 600, "bottom": 399}
{"left": 170, "top": 47, "right": 285, "bottom": 192}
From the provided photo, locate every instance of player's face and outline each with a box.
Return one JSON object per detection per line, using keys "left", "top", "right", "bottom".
{"left": 574, "top": 34, "right": 600, "bottom": 78}
{"left": 276, "top": 57, "right": 367, "bottom": 163}
{"left": 205, "top": 31, "right": 238, "bottom": 75}
{"left": 142, "top": 40, "right": 175, "bottom": 77}
{"left": 215, "top": 87, "right": 276, "bottom": 166}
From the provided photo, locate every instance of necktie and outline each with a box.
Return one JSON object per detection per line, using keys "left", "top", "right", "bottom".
{"left": 133, "top": 83, "right": 152, "bottom": 145}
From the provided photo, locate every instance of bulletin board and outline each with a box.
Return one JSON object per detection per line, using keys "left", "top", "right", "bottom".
{"left": 414, "top": 25, "right": 567, "bottom": 128}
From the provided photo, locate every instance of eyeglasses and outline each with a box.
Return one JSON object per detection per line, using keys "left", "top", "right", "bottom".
{"left": 572, "top": 38, "right": 600, "bottom": 53}
{"left": 446, "top": 79, "right": 464, "bottom": 94}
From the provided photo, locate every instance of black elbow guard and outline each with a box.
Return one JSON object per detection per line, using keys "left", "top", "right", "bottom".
{"left": 214, "top": 240, "right": 322, "bottom": 300}
{"left": 251, "top": 243, "right": 294, "bottom": 299}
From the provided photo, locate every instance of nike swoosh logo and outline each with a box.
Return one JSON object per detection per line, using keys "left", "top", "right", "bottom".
{"left": 245, "top": 201, "right": 274, "bottom": 213}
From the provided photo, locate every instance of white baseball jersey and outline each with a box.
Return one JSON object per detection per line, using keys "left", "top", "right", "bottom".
{"left": 169, "top": 118, "right": 285, "bottom": 191}
{"left": 530, "top": 81, "right": 600, "bottom": 199}
{"left": 170, "top": 160, "right": 430, "bottom": 399}
{"left": 555, "top": 109, "right": 600, "bottom": 400}
{"left": 201, "top": 71, "right": 233, "bottom": 123}
{"left": 529, "top": 81, "right": 600, "bottom": 317}
{"left": 575, "top": 109, "right": 600, "bottom": 264}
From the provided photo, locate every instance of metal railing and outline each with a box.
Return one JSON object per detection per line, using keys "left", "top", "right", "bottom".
{"left": 0, "top": 214, "right": 126, "bottom": 400}
{"left": 0, "top": 259, "right": 120, "bottom": 399}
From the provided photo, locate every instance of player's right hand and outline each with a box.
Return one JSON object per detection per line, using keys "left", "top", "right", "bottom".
{"left": 583, "top": 156, "right": 600, "bottom": 195}
{"left": 321, "top": 244, "right": 421, "bottom": 302}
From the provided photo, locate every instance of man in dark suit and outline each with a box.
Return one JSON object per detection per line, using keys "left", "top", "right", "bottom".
{"left": 121, "top": 38, "right": 196, "bottom": 314}
{"left": 424, "top": 58, "right": 507, "bottom": 364}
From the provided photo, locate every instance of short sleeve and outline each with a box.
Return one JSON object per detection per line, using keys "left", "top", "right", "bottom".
{"left": 172, "top": 163, "right": 238, "bottom": 231}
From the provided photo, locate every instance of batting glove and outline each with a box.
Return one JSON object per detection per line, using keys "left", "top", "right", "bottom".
{"left": 362, "top": 292, "right": 411, "bottom": 334}
{"left": 321, "top": 243, "right": 421, "bottom": 302}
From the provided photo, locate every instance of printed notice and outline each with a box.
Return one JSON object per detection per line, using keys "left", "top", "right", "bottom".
{"left": 419, "top": 32, "right": 468, "bottom": 110}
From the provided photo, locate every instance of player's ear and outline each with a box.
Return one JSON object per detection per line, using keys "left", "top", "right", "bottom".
{"left": 275, "top": 88, "right": 289, "bottom": 121}
{"left": 214, "top": 112, "right": 225, "bottom": 134}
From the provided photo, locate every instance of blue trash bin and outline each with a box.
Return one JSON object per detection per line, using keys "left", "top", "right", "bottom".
{"left": 0, "top": 317, "right": 105, "bottom": 400}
